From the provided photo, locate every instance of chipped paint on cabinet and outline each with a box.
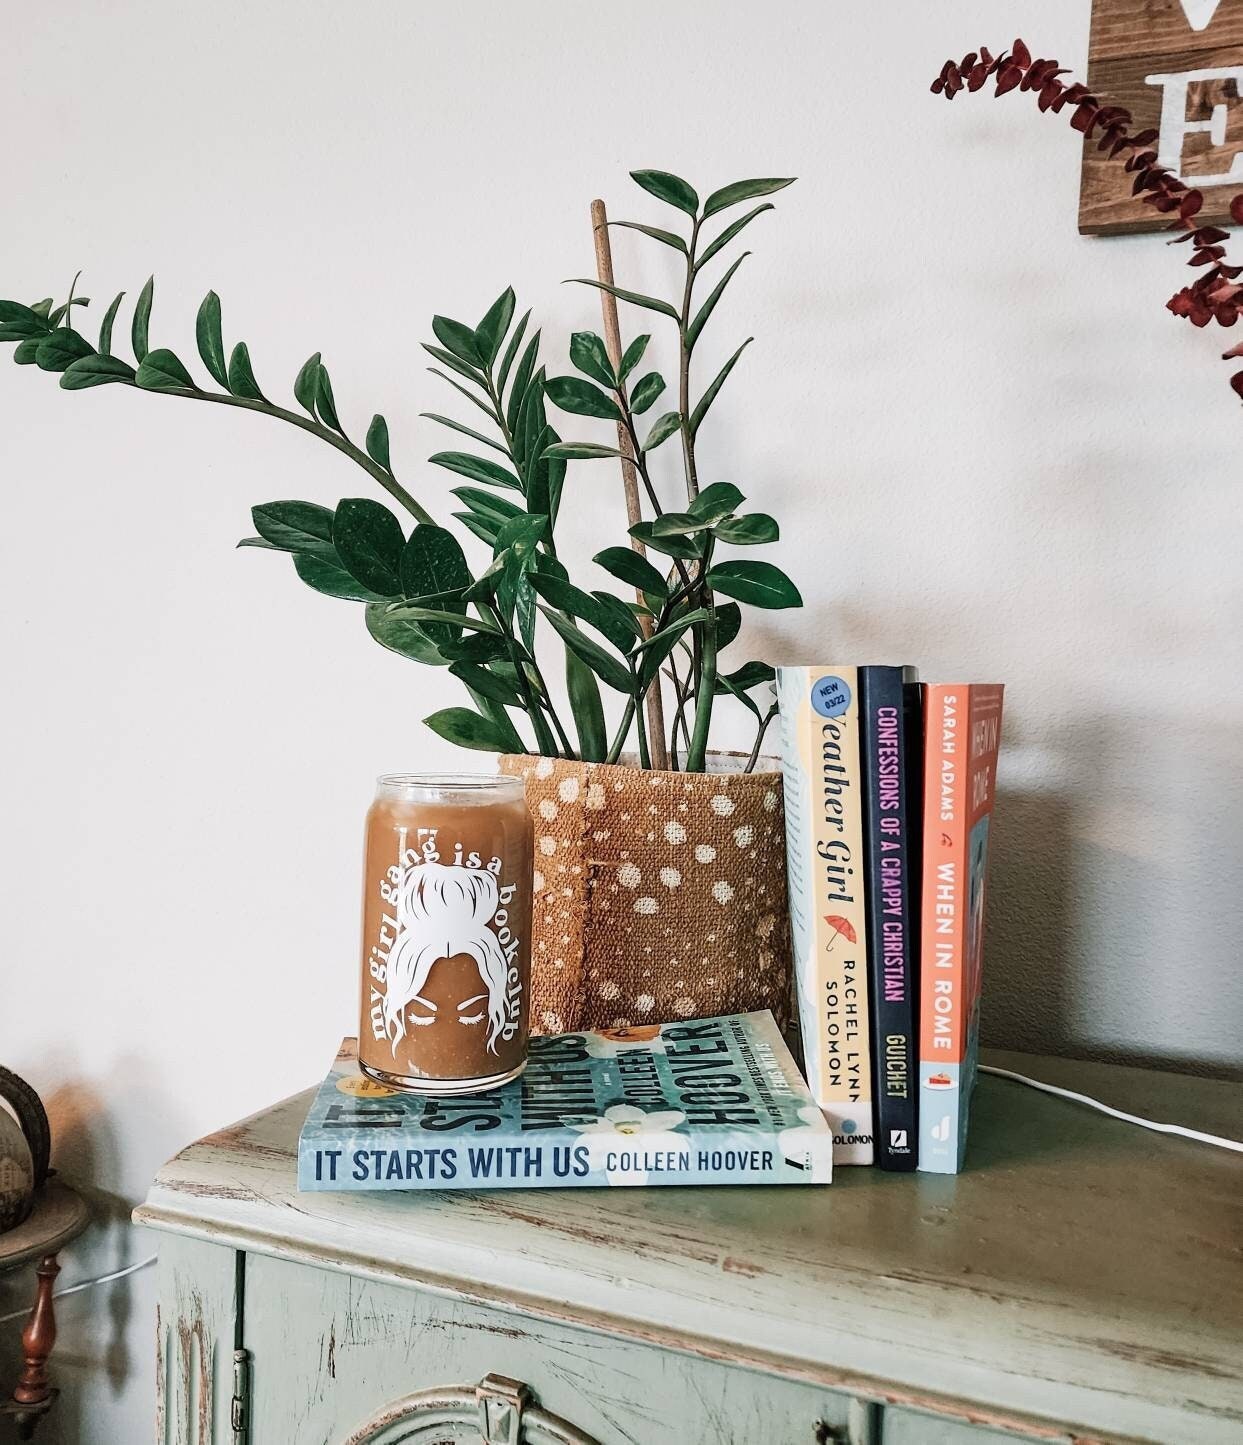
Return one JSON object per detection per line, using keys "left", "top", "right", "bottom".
{"left": 155, "top": 1236, "right": 239, "bottom": 1445}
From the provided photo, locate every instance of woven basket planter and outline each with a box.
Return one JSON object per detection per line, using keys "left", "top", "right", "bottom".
{"left": 498, "top": 752, "right": 792, "bottom": 1034}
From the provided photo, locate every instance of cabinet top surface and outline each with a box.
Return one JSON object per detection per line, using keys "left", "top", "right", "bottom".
{"left": 136, "top": 1048, "right": 1243, "bottom": 1443}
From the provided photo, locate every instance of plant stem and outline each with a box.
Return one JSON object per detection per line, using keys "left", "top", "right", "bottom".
{"left": 527, "top": 656, "right": 575, "bottom": 757}
{"left": 745, "top": 702, "right": 779, "bottom": 774}
{"left": 605, "top": 697, "right": 637, "bottom": 766}
{"left": 633, "top": 672, "right": 651, "bottom": 769}
{"left": 180, "top": 386, "right": 433, "bottom": 523}
{"left": 685, "top": 596, "right": 717, "bottom": 773}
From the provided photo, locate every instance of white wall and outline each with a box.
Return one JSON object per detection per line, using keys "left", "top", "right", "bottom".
{"left": 2, "top": 1, "right": 1240, "bottom": 1438}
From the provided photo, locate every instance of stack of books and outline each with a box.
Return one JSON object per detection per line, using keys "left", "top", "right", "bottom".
{"left": 776, "top": 667, "right": 1004, "bottom": 1174}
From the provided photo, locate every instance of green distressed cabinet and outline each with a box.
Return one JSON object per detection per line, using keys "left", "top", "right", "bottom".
{"left": 135, "top": 1049, "right": 1243, "bottom": 1445}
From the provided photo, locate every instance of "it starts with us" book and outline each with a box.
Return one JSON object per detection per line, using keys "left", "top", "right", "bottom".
{"left": 298, "top": 1011, "right": 832, "bottom": 1192}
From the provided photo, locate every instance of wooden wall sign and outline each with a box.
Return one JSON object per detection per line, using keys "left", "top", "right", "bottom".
{"left": 1080, "top": 0, "right": 1243, "bottom": 233}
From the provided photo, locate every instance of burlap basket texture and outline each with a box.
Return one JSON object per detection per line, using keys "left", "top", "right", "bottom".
{"left": 499, "top": 753, "right": 792, "bottom": 1034}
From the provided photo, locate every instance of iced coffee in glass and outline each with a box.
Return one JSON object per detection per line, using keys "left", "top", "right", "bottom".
{"left": 358, "top": 773, "right": 533, "bottom": 1093}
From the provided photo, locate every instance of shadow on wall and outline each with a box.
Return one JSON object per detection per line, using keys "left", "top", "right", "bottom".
{"left": 0, "top": 1055, "right": 178, "bottom": 1445}
{"left": 982, "top": 713, "right": 1243, "bottom": 1083}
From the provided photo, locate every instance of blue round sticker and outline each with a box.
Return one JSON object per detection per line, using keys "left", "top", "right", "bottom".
{"left": 811, "top": 675, "right": 851, "bottom": 718}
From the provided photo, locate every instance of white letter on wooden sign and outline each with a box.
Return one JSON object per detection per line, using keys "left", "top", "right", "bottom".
{"left": 1179, "top": 0, "right": 1225, "bottom": 32}
{"left": 1145, "top": 66, "right": 1243, "bottom": 185}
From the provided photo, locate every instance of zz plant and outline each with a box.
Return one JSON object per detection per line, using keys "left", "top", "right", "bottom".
{"left": 0, "top": 168, "right": 800, "bottom": 772}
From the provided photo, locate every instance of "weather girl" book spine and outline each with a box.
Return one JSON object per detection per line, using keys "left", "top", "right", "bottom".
{"left": 917, "top": 684, "right": 1004, "bottom": 1173}
{"left": 859, "top": 665, "right": 922, "bottom": 1171}
{"left": 777, "top": 667, "right": 875, "bottom": 1165}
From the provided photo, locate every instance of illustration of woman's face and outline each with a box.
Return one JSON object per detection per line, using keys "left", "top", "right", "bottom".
{"left": 399, "top": 952, "right": 494, "bottom": 1035}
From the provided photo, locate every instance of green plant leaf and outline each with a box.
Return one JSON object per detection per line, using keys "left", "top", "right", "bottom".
{"left": 545, "top": 374, "right": 621, "bottom": 421}
{"left": 293, "top": 353, "right": 321, "bottom": 415}
{"left": 438, "top": 631, "right": 509, "bottom": 664}
{"left": 541, "top": 441, "right": 623, "bottom": 461}
{"left": 496, "top": 308, "right": 531, "bottom": 396}
{"left": 716, "top": 602, "right": 742, "bottom": 651}
{"left": 420, "top": 411, "right": 508, "bottom": 455}
{"left": 29, "top": 298, "right": 53, "bottom": 319}
{"left": 236, "top": 536, "right": 279, "bottom": 550}
{"left": 429, "top": 369, "right": 498, "bottom": 423}
{"left": 423, "top": 706, "right": 514, "bottom": 753}
{"left": 35, "top": 330, "right": 94, "bottom": 373}
{"left": 696, "top": 204, "right": 774, "bottom": 271}
{"left": 98, "top": 292, "right": 125, "bottom": 356}
{"left": 451, "top": 487, "right": 523, "bottom": 524}
{"left": 494, "top": 511, "right": 547, "bottom": 560}
{"left": 690, "top": 338, "right": 752, "bottom": 436}
{"left": 642, "top": 411, "right": 682, "bottom": 452}
{"left": 539, "top": 607, "right": 633, "bottom": 693}
{"left": 513, "top": 366, "right": 547, "bottom": 474}
{"left": 630, "top": 168, "right": 699, "bottom": 216}
{"left": 515, "top": 573, "right": 537, "bottom": 654}
{"left": 528, "top": 571, "right": 636, "bottom": 654}
{"left": 227, "top": 342, "right": 264, "bottom": 400}
{"left": 333, "top": 496, "right": 405, "bottom": 595}
{"left": 449, "top": 660, "right": 522, "bottom": 707}
{"left": 461, "top": 554, "right": 506, "bottom": 603}
{"left": 294, "top": 552, "right": 389, "bottom": 602}
{"left": 707, "top": 559, "right": 802, "bottom": 609}
{"left": 593, "top": 546, "right": 668, "bottom": 595}
{"left": 567, "top": 279, "right": 679, "bottom": 322}
{"left": 400, "top": 524, "right": 471, "bottom": 647}
{"left": 703, "top": 177, "right": 795, "bottom": 218}
{"left": 60, "top": 354, "right": 136, "bottom": 389}
{"left": 132, "top": 276, "right": 154, "bottom": 362}
{"left": 629, "top": 372, "right": 665, "bottom": 414}
{"left": 628, "top": 520, "right": 701, "bottom": 559}
{"left": 365, "top": 413, "right": 391, "bottom": 471}
{"left": 608, "top": 221, "right": 687, "bottom": 255}
{"left": 718, "top": 660, "right": 776, "bottom": 690}
{"left": 431, "top": 315, "right": 482, "bottom": 367}
{"left": 135, "top": 347, "right": 194, "bottom": 391}
{"left": 714, "top": 512, "right": 779, "bottom": 544}
{"left": 429, "top": 451, "right": 522, "bottom": 492}
{"left": 475, "top": 287, "right": 516, "bottom": 365}
{"left": 617, "top": 334, "right": 650, "bottom": 383}
{"left": 569, "top": 331, "right": 615, "bottom": 388}
{"left": 689, "top": 481, "right": 745, "bottom": 522}
{"left": 385, "top": 603, "right": 501, "bottom": 634}
{"left": 590, "top": 590, "right": 644, "bottom": 647}
{"left": 251, "top": 500, "right": 336, "bottom": 556}
{"left": 423, "top": 344, "right": 485, "bottom": 388}
{"left": 0, "top": 301, "right": 49, "bottom": 340}
{"left": 714, "top": 671, "right": 761, "bottom": 719}
{"left": 365, "top": 603, "right": 446, "bottom": 664}
{"left": 686, "top": 253, "right": 749, "bottom": 350}
{"left": 566, "top": 653, "right": 607, "bottom": 762}
{"left": 13, "top": 339, "right": 40, "bottom": 365}
{"left": 635, "top": 609, "right": 712, "bottom": 689}
{"left": 505, "top": 330, "right": 541, "bottom": 434}
{"left": 455, "top": 512, "right": 501, "bottom": 546}
{"left": 651, "top": 510, "right": 714, "bottom": 538}
{"left": 314, "top": 364, "right": 341, "bottom": 430}
{"left": 195, "top": 291, "right": 229, "bottom": 388}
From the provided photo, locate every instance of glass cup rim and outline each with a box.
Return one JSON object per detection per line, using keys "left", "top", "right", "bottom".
{"left": 375, "top": 770, "right": 523, "bottom": 794}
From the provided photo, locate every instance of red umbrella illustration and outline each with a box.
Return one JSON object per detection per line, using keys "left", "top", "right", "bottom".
{"left": 824, "top": 915, "right": 858, "bottom": 951}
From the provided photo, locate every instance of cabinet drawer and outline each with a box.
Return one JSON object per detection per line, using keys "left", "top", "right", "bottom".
{"left": 881, "top": 1406, "right": 1073, "bottom": 1445}
{"left": 244, "top": 1253, "right": 862, "bottom": 1445}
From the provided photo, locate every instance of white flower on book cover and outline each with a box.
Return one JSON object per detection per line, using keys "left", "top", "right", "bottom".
{"left": 569, "top": 1103, "right": 687, "bottom": 1184}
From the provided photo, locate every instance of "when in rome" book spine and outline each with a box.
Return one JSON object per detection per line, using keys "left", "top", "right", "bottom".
{"left": 859, "top": 665, "right": 922, "bottom": 1171}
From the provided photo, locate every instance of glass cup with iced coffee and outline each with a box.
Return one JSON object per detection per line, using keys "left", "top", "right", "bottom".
{"left": 358, "top": 773, "right": 533, "bottom": 1093}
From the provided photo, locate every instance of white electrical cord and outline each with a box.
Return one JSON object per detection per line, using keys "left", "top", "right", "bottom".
{"left": 979, "top": 1065, "right": 1243, "bottom": 1154}
{"left": 0, "top": 1253, "right": 158, "bottom": 1326}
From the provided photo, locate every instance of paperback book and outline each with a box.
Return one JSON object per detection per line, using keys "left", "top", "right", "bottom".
{"left": 776, "top": 665, "right": 875, "bottom": 1165}
{"left": 918, "top": 684, "right": 1005, "bottom": 1173}
{"left": 859, "top": 665, "right": 923, "bottom": 1171}
{"left": 299, "top": 1011, "right": 833, "bottom": 1192}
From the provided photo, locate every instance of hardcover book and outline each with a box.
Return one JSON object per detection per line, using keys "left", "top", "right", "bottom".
{"left": 298, "top": 1011, "right": 833, "bottom": 1192}
{"left": 917, "top": 684, "right": 1005, "bottom": 1174}
{"left": 859, "top": 665, "right": 923, "bottom": 1171}
{"left": 776, "top": 666, "right": 875, "bottom": 1165}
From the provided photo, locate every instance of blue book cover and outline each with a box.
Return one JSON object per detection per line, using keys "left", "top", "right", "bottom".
{"left": 298, "top": 1011, "right": 832, "bottom": 1191}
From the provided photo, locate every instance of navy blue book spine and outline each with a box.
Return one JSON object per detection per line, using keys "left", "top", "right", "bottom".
{"left": 859, "top": 666, "right": 922, "bottom": 1171}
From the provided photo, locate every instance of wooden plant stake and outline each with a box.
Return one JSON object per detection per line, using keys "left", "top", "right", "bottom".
{"left": 590, "top": 199, "right": 669, "bottom": 770}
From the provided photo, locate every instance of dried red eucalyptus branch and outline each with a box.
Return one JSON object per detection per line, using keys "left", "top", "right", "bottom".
{"left": 933, "top": 40, "right": 1243, "bottom": 401}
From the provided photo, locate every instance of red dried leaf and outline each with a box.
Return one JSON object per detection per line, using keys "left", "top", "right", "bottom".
{"left": 1181, "top": 190, "right": 1205, "bottom": 219}
{"left": 996, "top": 63, "right": 1023, "bottom": 95}
{"left": 1196, "top": 226, "right": 1231, "bottom": 244}
{"left": 1130, "top": 128, "right": 1158, "bottom": 148}
{"left": 1216, "top": 306, "right": 1239, "bottom": 326}
{"left": 1190, "top": 247, "right": 1226, "bottom": 265}
{"left": 1071, "top": 101, "right": 1099, "bottom": 134}
{"left": 1231, "top": 194, "right": 1243, "bottom": 225}
{"left": 968, "top": 63, "right": 989, "bottom": 91}
{"left": 1231, "top": 370, "right": 1243, "bottom": 399}
{"left": 1012, "top": 37, "right": 1032, "bottom": 68}
{"left": 1222, "top": 342, "right": 1243, "bottom": 359}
